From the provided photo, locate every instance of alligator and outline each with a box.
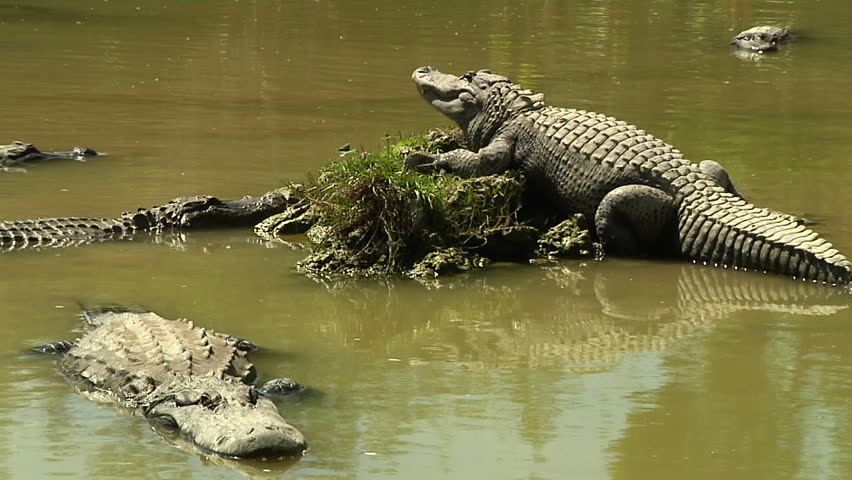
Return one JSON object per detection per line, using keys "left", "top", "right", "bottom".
{"left": 34, "top": 308, "right": 307, "bottom": 459}
{"left": 0, "top": 187, "right": 299, "bottom": 251}
{"left": 731, "top": 26, "right": 790, "bottom": 53}
{"left": 1, "top": 141, "right": 99, "bottom": 172}
{"left": 404, "top": 66, "right": 851, "bottom": 286}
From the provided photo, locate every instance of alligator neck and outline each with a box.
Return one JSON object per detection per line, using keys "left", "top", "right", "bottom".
{"left": 466, "top": 83, "right": 544, "bottom": 150}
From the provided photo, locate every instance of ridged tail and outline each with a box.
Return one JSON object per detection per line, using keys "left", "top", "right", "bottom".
{"left": 0, "top": 217, "right": 130, "bottom": 251}
{"left": 677, "top": 186, "right": 851, "bottom": 286}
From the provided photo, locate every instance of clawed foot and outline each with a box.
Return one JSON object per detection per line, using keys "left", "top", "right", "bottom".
{"left": 403, "top": 151, "right": 444, "bottom": 173}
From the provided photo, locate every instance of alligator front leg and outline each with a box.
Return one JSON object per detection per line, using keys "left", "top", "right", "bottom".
{"left": 595, "top": 185, "right": 678, "bottom": 256}
{"left": 404, "top": 137, "right": 514, "bottom": 178}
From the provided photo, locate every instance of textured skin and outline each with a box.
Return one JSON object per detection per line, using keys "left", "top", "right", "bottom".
{"left": 0, "top": 190, "right": 292, "bottom": 252}
{"left": 47, "top": 310, "right": 306, "bottom": 459}
{"left": 406, "top": 67, "right": 851, "bottom": 285}
{"left": 731, "top": 26, "right": 790, "bottom": 52}
{"left": 0, "top": 217, "right": 136, "bottom": 249}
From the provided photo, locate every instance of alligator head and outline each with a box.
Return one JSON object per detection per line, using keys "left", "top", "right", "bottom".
{"left": 731, "top": 26, "right": 790, "bottom": 53}
{"left": 143, "top": 375, "right": 307, "bottom": 459}
{"left": 128, "top": 190, "right": 292, "bottom": 231}
{"left": 412, "top": 67, "right": 545, "bottom": 151}
{"left": 0, "top": 141, "right": 99, "bottom": 167}
{"left": 0, "top": 141, "right": 42, "bottom": 165}
{"left": 411, "top": 66, "right": 515, "bottom": 127}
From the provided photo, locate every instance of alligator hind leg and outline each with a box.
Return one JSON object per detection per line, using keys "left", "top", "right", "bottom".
{"left": 595, "top": 185, "right": 677, "bottom": 256}
{"left": 699, "top": 160, "right": 744, "bottom": 199}
{"left": 699, "top": 160, "right": 808, "bottom": 225}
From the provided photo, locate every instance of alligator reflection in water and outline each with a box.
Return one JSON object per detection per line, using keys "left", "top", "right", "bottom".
{"left": 310, "top": 263, "right": 849, "bottom": 371}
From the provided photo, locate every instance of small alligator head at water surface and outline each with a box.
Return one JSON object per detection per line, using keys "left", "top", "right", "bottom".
{"left": 35, "top": 308, "right": 307, "bottom": 460}
{"left": 0, "top": 141, "right": 100, "bottom": 172}
{"left": 406, "top": 66, "right": 851, "bottom": 286}
{"left": 731, "top": 26, "right": 790, "bottom": 53}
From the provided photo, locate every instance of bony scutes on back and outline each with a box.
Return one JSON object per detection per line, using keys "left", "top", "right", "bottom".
{"left": 406, "top": 66, "right": 851, "bottom": 287}
{"left": 35, "top": 308, "right": 308, "bottom": 461}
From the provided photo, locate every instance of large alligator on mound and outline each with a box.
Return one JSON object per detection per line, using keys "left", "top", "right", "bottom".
{"left": 1, "top": 141, "right": 99, "bottom": 172}
{"left": 35, "top": 308, "right": 307, "bottom": 459}
{"left": 731, "top": 26, "right": 790, "bottom": 53}
{"left": 0, "top": 187, "right": 298, "bottom": 251}
{"left": 404, "top": 66, "right": 851, "bottom": 286}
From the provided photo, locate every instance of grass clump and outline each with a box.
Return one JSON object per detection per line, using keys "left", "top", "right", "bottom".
{"left": 296, "top": 131, "right": 526, "bottom": 277}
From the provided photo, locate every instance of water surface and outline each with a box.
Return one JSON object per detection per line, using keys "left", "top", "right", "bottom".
{"left": 1, "top": 1, "right": 850, "bottom": 479}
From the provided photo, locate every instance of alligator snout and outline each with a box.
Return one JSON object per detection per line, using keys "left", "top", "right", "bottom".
{"left": 412, "top": 65, "right": 437, "bottom": 78}
{"left": 150, "top": 393, "right": 308, "bottom": 459}
{"left": 209, "top": 420, "right": 307, "bottom": 459}
{"left": 412, "top": 66, "right": 442, "bottom": 97}
{"left": 412, "top": 65, "right": 464, "bottom": 93}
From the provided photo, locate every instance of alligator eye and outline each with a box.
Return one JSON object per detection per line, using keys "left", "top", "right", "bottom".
{"left": 149, "top": 414, "right": 179, "bottom": 432}
{"left": 199, "top": 393, "right": 220, "bottom": 409}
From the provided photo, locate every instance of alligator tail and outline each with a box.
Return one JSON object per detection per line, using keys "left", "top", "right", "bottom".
{"left": 0, "top": 217, "right": 134, "bottom": 251}
{"left": 677, "top": 187, "right": 851, "bottom": 286}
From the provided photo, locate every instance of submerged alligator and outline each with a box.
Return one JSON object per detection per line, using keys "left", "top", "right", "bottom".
{"left": 0, "top": 188, "right": 297, "bottom": 251}
{"left": 404, "top": 66, "right": 851, "bottom": 286}
{"left": 35, "top": 308, "right": 307, "bottom": 459}
{"left": 1, "top": 141, "right": 99, "bottom": 172}
{"left": 731, "top": 26, "right": 790, "bottom": 53}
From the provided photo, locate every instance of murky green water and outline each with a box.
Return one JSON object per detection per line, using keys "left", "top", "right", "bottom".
{"left": 1, "top": 1, "right": 851, "bottom": 479}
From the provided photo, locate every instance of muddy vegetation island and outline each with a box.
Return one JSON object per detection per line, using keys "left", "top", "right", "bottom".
{"left": 255, "top": 130, "right": 597, "bottom": 280}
